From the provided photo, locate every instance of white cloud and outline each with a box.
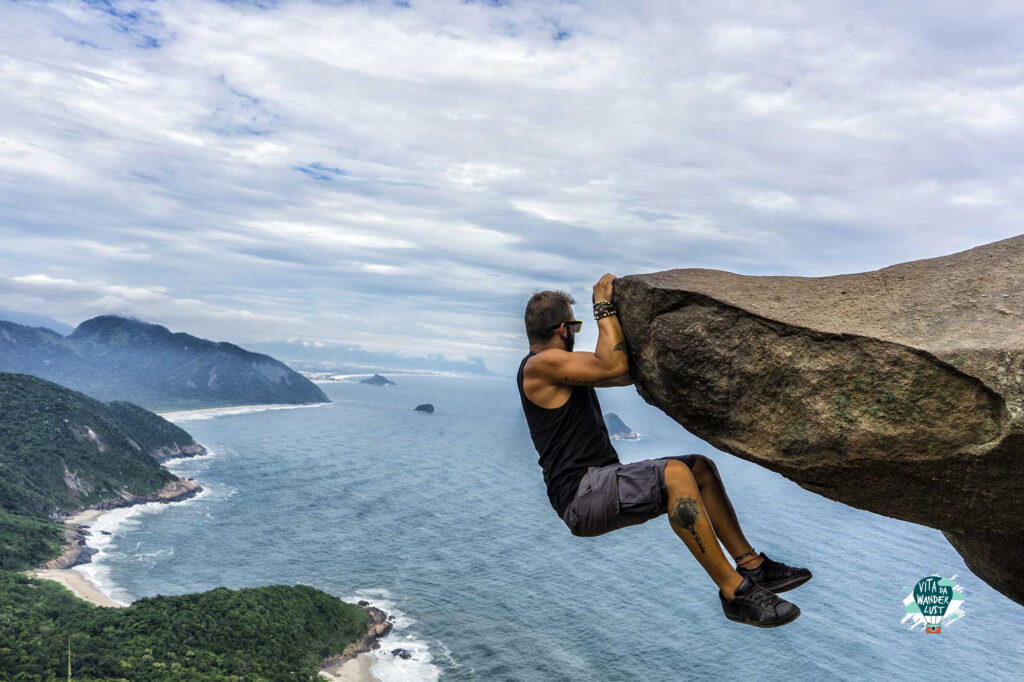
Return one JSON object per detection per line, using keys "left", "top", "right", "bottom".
{"left": 0, "top": 273, "right": 299, "bottom": 332}
{"left": 708, "top": 24, "right": 785, "bottom": 53}
{"left": 740, "top": 191, "right": 799, "bottom": 212}
{"left": 1, "top": 0, "right": 1023, "bottom": 374}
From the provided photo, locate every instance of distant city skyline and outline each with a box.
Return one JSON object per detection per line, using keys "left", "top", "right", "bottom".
{"left": 2, "top": 1, "right": 1021, "bottom": 376}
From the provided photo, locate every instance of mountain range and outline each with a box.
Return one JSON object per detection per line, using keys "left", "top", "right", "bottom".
{"left": 0, "top": 315, "right": 329, "bottom": 411}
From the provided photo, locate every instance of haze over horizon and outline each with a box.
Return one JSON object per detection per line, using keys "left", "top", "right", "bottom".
{"left": 2, "top": 0, "right": 1021, "bottom": 376}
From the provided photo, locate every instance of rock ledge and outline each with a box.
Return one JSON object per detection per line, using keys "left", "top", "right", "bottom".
{"left": 615, "top": 235, "right": 1024, "bottom": 605}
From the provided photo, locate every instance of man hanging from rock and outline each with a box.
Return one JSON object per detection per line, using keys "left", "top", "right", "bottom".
{"left": 516, "top": 273, "right": 812, "bottom": 628}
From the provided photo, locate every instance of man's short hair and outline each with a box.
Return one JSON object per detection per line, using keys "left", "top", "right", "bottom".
{"left": 524, "top": 290, "right": 576, "bottom": 344}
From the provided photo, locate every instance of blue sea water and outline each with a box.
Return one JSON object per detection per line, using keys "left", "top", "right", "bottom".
{"left": 81, "top": 376, "right": 1023, "bottom": 681}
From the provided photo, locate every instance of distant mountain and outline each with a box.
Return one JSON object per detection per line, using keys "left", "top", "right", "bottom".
{"left": 246, "top": 340, "right": 495, "bottom": 376}
{"left": 0, "top": 310, "right": 74, "bottom": 335}
{"left": 0, "top": 316, "right": 329, "bottom": 411}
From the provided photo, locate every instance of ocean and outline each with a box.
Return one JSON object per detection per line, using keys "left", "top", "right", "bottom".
{"left": 75, "top": 375, "right": 1023, "bottom": 681}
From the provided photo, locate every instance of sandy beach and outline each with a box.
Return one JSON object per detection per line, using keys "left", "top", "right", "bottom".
{"left": 24, "top": 509, "right": 130, "bottom": 607}
{"left": 318, "top": 653, "right": 378, "bottom": 682}
{"left": 312, "top": 371, "right": 475, "bottom": 381}
{"left": 26, "top": 568, "right": 125, "bottom": 608}
{"left": 158, "top": 402, "right": 329, "bottom": 421}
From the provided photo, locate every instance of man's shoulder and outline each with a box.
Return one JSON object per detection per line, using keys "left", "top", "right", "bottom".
{"left": 523, "top": 349, "right": 567, "bottom": 377}
{"left": 526, "top": 348, "right": 569, "bottom": 365}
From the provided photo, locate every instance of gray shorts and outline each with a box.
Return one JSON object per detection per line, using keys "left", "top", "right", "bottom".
{"left": 561, "top": 455, "right": 701, "bottom": 537}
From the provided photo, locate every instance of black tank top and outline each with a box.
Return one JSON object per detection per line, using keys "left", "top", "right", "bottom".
{"left": 516, "top": 351, "right": 619, "bottom": 518}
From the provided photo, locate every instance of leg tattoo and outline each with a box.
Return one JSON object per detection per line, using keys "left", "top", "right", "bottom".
{"left": 670, "top": 496, "right": 706, "bottom": 553}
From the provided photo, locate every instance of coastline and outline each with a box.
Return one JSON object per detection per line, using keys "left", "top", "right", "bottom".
{"left": 36, "top": 479, "right": 203, "bottom": 572}
{"left": 310, "top": 371, "right": 499, "bottom": 382}
{"left": 158, "top": 401, "right": 330, "bottom": 421}
{"left": 319, "top": 653, "right": 378, "bottom": 682}
{"left": 22, "top": 436, "right": 388, "bottom": 682}
{"left": 25, "top": 508, "right": 124, "bottom": 607}
{"left": 23, "top": 480, "right": 203, "bottom": 608}
{"left": 26, "top": 567, "right": 125, "bottom": 608}
{"left": 318, "top": 604, "right": 392, "bottom": 682}
{"left": 25, "top": 497, "right": 389, "bottom": 682}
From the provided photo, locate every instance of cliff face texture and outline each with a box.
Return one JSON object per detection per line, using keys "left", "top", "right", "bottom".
{"left": 615, "top": 235, "right": 1024, "bottom": 605}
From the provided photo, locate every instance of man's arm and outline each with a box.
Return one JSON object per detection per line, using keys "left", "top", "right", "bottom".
{"left": 594, "top": 372, "right": 634, "bottom": 388}
{"left": 533, "top": 274, "right": 628, "bottom": 386}
{"left": 534, "top": 316, "right": 628, "bottom": 386}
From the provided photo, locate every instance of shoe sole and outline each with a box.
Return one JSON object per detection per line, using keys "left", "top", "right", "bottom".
{"left": 724, "top": 607, "right": 801, "bottom": 628}
{"left": 759, "top": 573, "right": 812, "bottom": 594}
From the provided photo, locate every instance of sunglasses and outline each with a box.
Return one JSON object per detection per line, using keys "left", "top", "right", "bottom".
{"left": 544, "top": 320, "right": 582, "bottom": 333}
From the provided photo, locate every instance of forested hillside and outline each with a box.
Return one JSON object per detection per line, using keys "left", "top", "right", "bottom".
{"left": 0, "top": 372, "right": 367, "bottom": 681}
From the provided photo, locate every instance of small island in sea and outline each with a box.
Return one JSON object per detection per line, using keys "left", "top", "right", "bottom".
{"left": 604, "top": 412, "right": 639, "bottom": 440}
{"left": 414, "top": 403, "right": 435, "bottom": 414}
{"left": 360, "top": 373, "right": 396, "bottom": 387}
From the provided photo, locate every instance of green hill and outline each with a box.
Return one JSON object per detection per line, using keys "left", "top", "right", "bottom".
{"left": 0, "top": 573, "right": 369, "bottom": 681}
{"left": 0, "top": 372, "right": 204, "bottom": 569}
{"left": 0, "top": 315, "right": 329, "bottom": 411}
{"left": 0, "top": 373, "right": 190, "bottom": 520}
{"left": 0, "top": 373, "right": 369, "bottom": 680}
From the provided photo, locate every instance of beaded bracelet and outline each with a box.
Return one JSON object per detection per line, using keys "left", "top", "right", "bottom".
{"left": 594, "top": 307, "right": 618, "bottom": 320}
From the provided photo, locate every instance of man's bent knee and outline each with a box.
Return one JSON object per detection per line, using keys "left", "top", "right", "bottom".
{"left": 664, "top": 459, "right": 698, "bottom": 491}
{"left": 664, "top": 459, "right": 687, "bottom": 475}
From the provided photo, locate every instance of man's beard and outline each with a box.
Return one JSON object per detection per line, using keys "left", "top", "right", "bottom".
{"left": 564, "top": 329, "right": 575, "bottom": 352}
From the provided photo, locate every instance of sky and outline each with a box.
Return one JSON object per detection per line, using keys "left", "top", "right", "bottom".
{"left": 1, "top": 0, "right": 1022, "bottom": 375}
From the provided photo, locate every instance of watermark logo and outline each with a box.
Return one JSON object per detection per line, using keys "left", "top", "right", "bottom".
{"left": 902, "top": 575, "right": 965, "bottom": 633}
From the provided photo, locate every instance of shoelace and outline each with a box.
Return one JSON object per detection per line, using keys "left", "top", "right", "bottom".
{"left": 744, "top": 585, "right": 780, "bottom": 608}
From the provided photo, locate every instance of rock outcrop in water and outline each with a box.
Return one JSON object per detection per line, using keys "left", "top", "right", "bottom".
{"left": 604, "top": 413, "right": 639, "bottom": 440}
{"left": 360, "top": 373, "right": 395, "bottom": 387}
{"left": 614, "top": 234, "right": 1024, "bottom": 605}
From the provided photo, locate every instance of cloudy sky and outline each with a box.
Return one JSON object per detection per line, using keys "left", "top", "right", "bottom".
{"left": 1, "top": 0, "right": 1021, "bottom": 374}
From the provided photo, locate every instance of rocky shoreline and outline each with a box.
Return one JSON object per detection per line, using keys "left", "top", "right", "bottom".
{"left": 319, "top": 602, "right": 394, "bottom": 676}
{"left": 41, "top": 477, "right": 203, "bottom": 570}
{"left": 148, "top": 441, "right": 207, "bottom": 463}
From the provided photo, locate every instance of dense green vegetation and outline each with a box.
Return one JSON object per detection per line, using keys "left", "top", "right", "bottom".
{"left": 104, "top": 401, "right": 201, "bottom": 457}
{"left": 0, "top": 573, "right": 368, "bottom": 681}
{"left": 0, "top": 316, "right": 329, "bottom": 411}
{"left": 0, "top": 373, "right": 366, "bottom": 680}
{"left": 0, "top": 373, "right": 178, "bottom": 518}
{"left": 0, "top": 509, "right": 64, "bottom": 571}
